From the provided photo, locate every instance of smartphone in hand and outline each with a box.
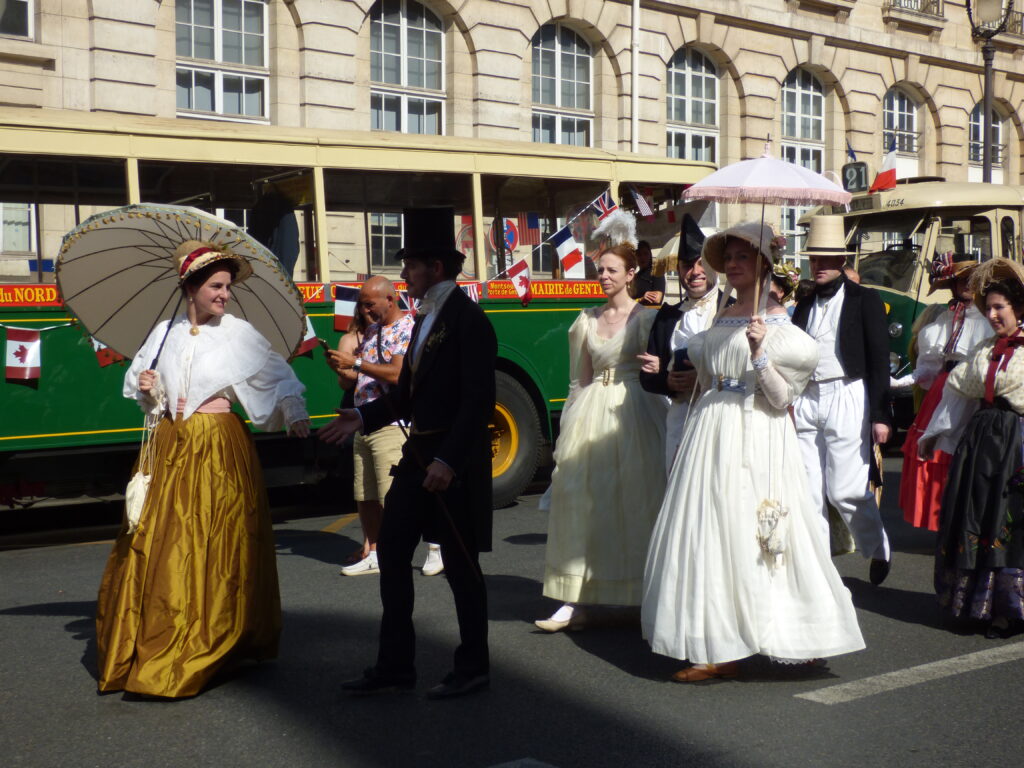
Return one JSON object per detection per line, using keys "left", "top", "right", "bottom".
{"left": 672, "top": 347, "right": 693, "bottom": 371}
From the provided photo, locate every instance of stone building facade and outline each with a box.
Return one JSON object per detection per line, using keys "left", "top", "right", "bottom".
{"left": 1, "top": 0, "right": 1022, "bottom": 280}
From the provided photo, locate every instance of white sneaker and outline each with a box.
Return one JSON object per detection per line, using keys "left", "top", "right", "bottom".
{"left": 421, "top": 546, "right": 444, "bottom": 576}
{"left": 340, "top": 551, "right": 379, "bottom": 576}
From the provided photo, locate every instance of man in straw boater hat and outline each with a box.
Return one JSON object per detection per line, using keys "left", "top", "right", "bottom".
{"left": 320, "top": 208, "right": 497, "bottom": 699}
{"left": 891, "top": 236, "right": 987, "bottom": 532}
{"left": 791, "top": 215, "right": 894, "bottom": 585}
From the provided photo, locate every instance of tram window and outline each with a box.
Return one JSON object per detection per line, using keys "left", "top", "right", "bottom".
{"left": 965, "top": 217, "right": 992, "bottom": 261}
{"left": 1001, "top": 216, "right": 1017, "bottom": 260}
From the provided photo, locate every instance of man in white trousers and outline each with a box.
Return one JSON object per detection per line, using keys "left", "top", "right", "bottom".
{"left": 792, "top": 215, "right": 893, "bottom": 585}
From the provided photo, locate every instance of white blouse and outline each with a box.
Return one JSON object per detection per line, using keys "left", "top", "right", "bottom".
{"left": 125, "top": 313, "right": 307, "bottom": 432}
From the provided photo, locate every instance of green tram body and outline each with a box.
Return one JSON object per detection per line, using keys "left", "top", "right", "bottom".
{"left": 806, "top": 180, "right": 1024, "bottom": 429}
{"left": 0, "top": 281, "right": 603, "bottom": 511}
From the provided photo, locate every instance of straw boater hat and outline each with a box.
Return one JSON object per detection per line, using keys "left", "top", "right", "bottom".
{"left": 175, "top": 240, "right": 253, "bottom": 284}
{"left": 799, "top": 215, "right": 853, "bottom": 259}
{"left": 928, "top": 234, "right": 978, "bottom": 295}
{"left": 968, "top": 257, "right": 1024, "bottom": 314}
{"left": 702, "top": 221, "right": 784, "bottom": 272}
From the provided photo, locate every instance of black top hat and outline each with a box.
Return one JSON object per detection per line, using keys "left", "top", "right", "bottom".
{"left": 399, "top": 207, "right": 465, "bottom": 269}
{"left": 678, "top": 213, "right": 705, "bottom": 265}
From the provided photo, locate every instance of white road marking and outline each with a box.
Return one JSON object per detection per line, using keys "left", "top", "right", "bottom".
{"left": 796, "top": 640, "right": 1024, "bottom": 705}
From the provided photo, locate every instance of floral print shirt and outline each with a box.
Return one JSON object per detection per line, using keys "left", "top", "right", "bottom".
{"left": 354, "top": 314, "right": 415, "bottom": 412}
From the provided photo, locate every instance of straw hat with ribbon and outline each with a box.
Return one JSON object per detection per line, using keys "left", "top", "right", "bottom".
{"left": 928, "top": 235, "right": 978, "bottom": 295}
{"left": 176, "top": 240, "right": 254, "bottom": 284}
{"left": 968, "top": 257, "right": 1024, "bottom": 314}
{"left": 799, "top": 215, "right": 853, "bottom": 260}
{"left": 702, "top": 221, "right": 785, "bottom": 272}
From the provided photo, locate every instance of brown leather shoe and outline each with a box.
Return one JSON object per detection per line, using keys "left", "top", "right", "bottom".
{"left": 671, "top": 662, "right": 740, "bottom": 683}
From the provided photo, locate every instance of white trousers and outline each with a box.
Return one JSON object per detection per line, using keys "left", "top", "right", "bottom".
{"left": 793, "top": 378, "right": 891, "bottom": 562}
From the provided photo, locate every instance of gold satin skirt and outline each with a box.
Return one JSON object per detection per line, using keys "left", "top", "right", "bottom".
{"left": 96, "top": 412, "right": 281, "bottom": 698}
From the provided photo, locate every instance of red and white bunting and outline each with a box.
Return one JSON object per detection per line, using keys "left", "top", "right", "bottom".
{"left": 334, "top": 285, "right": 360, "bottom": 331}
{"left": 6, "top": 327, "right": 41, "bottom": 380}
{"left": 90, "top": 336, "right": 125, "bottom": 367}
{"left": 295, "top": 316, "right": 320, "bottom": 356}
{"left": 507, "top": 258, "right": 532, "bottom": 305}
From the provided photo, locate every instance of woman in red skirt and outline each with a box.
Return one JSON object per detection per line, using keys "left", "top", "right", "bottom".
{"left": 893, "top": 239, "right": 988, "bottom": 531}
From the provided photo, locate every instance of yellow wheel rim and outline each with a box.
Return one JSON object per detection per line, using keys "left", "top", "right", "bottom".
{"left": 491, "top": 403, "right": 519, "bottom": 478}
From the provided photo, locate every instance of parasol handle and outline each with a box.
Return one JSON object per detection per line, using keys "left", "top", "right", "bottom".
{"left": 148, "top": 292, "right": 185, "bottom": 370}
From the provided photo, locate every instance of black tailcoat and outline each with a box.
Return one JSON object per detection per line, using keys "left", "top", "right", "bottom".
{"left": 792, "top": 277, "right": 892, "bottom": 426}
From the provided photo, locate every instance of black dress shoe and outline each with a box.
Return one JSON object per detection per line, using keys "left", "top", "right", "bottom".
{"left": 341, "top": 668, "right": 415, "bottom": 696}
{"left": 425, "top": 672, "right": 489, "bottom": 700}
{"left": 869, "top": 557, "right": 891, "bottom": 586}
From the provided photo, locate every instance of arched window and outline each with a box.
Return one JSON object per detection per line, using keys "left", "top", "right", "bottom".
{"left": 969, "top": 104, "right": 1003, "bottom": 167}
{"left": 666, "top": 48, "right": 718, "bottom": 163}
{"left": 370, "top": 0, "right": 445, "bottom": 135}
{"left": 883, "top": 89, "right": 918, "bottom": 154}
{"left": 176, "top": 0, "right": 269, "bottom": 120}
{"left": 531, "top": 23, "right": 592, "bottom": 146}
{"left": 780, "top": 68, "right": 824, "bottom": 259}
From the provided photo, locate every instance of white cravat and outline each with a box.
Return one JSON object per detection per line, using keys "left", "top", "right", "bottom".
{"left": 411, "top": 279, "right": 457, "bottom": 364}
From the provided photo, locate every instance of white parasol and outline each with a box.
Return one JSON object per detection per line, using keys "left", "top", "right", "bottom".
{"left": 682, "top": 150, "right": 852, "bottom": 207}
{"left": 57, "top": 203, "right": 306, "bottom": 362}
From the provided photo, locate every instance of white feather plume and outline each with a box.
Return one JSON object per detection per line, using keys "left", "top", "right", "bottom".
{"left": 592, "top": 209, "right": 637, "bottom": 249}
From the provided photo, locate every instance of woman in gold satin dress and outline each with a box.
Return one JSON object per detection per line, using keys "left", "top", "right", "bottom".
{"left": 95, "top": 241, "right": 310, "bottom": 698}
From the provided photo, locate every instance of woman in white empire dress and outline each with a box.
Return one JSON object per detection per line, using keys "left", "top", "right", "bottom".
{"left": 641, "top": 222, "right": 864, "bottom": 682}
{"left": 536, "top": 235, "right": 668, "bottom": 632}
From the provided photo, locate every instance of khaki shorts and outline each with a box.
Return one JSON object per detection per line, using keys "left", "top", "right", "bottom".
{"left": 353, "top": 425, "right": 406, "bottom": 502}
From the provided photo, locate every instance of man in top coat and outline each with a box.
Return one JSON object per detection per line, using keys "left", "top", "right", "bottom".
{"left": 319, "top": 207, "right": 497, "bottom": 698}
{"left": 791, "top": 215, "right": 893, "bottom": 585}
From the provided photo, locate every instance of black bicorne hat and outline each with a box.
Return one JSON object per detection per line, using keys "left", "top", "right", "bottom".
{"left": 398, "top": 207, "right": 465, "bottom": 273}
{"left": 678, "top": 213, "right": 706, "bottom": 266}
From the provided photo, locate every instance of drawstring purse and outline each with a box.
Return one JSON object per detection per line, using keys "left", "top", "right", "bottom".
{"left": 125, "top": 371, "right": 166, "bottom": 533}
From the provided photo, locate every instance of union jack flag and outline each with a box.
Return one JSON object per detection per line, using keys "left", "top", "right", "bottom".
{"left": 592, "top": 190, "right": 618, "bottom": 220}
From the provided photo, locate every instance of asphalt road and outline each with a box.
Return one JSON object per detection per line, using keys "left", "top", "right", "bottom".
{"left": 2, "top": 463, "right": 1023, "bottom": 768}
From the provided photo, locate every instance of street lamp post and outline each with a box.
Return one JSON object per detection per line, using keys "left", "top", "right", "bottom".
{"left": 966, "top": 0, "right": 1015, "bottom": 183}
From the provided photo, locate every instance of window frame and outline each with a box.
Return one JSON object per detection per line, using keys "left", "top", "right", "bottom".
{"left": 666, "top": 48, "right": 719, "bottom": 163}
{"left": 0, "top": 0, "right": 32, "bottom": 40}
{"left": 175, "top": 0, "right": 270, "bottom": 123}
{"left": 370, "top": 87, "right": 446, "bottom": 135}
{"left": 530, "top": 22, "right": 594, "bottom": 147}
{"left": 0, "top": 202, "right": 37, "bottom": 256}
{"left": 969, "top": 103, "right": 1004, "bottom": 167}
{"left": 883, "top": 88, "right": 919, "bottom": 155}
{"left": 780, "top": 69, "right": 826, "bottom": 262}
{"left": 369, "top": 211, "right": 404, "bottom": 270}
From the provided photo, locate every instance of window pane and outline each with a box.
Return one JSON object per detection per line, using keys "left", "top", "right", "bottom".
{"left": 533, "top": 113, "right": 555, "bottom": 144}
{"left": 223, "top": 31, "right": 243, "bottom": 64}
{"left": 425, "top": 30, "right": 442, "bottom": 61}
{"left": 381, "top": 0, "right": 401, "bottom": 24}
{"left": 1, "top": 204, "right": 32, "bottom": 252}
{"left": 424, "top": 61, "right": 440, "bottom": 90}
{"left": 577, "top": 82, "right": 589, "bottom": 111}
{"left": 409, "top": 28, "right": 424, "bottom": 59}
{"left": 223, "top": 0, "right": 242, "bottom": 31}
{"left": 408, "top": 98, "right": 424, "bottom": 134}
{"left": 176, "top": 1, "right": 192, "bottom": 24}
{"left": 195, "top": 70, "right": 215, "bottom": 111}
{"left": 244, "top": 33, "right": 263, "bottom": 66}
{"left": 176, "top": 68, "right": 192, "bottom": 109}
{"left": 195, "top": 27, "right": 215, "bottom": 60}
{"left": 408, "top": 57, "right": 424, "bottom": 89}
{"left": 244, "top": 78, "right": 264, "bottom": 117}
{"left": 223, "top": 75, "right": 242, "bottom": 115}
{"left": 383, "top": 94, "right": 401, "bottom": 132}
{"left": 383, "top": 23, "right": 400, "bottom": 54}
{"left": 195, "top": 0, "right": 214, "bottom": 27}
{"left": 244, "top": 1, "right": 263, "bottom": 34}
{"left": 176, "top": 24, "right": 191, "bottom": 57}
{"left": 382, "top": 52, "right": 401, "bottom": 84}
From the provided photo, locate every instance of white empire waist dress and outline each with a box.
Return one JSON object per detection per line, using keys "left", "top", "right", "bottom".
{"left": 641, "top": 315, "right": 865, "bottom": 664}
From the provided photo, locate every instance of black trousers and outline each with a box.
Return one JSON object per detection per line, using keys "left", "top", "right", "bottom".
{"left": 374, "top": 458, "right": 489, "bottom": 680}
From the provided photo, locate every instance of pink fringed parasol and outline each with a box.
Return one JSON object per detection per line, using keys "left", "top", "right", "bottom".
{"left": 682, "top": 152, "right": 852, "bottom": 207}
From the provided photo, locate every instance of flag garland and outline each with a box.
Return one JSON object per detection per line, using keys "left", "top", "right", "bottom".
{"left": 1, "top": 322, "right": 75, "bottom": 381}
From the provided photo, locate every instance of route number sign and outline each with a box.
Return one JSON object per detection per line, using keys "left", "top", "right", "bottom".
{"left": 842, "top": 162, "right": 869, "bottom": 193}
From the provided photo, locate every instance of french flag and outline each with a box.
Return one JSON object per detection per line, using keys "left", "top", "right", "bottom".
{"left": 334, "top": 284, "right": 360, "bottom": 331}
{"left": 551, "top": 226, "right": 586, "bottom": 279}
{"left": 869, "top": 137, "right": 897, "bottom": 193}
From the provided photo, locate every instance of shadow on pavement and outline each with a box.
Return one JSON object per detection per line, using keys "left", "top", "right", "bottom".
{"left": 844, "top": 576, "right": 945, "bottom": 630}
